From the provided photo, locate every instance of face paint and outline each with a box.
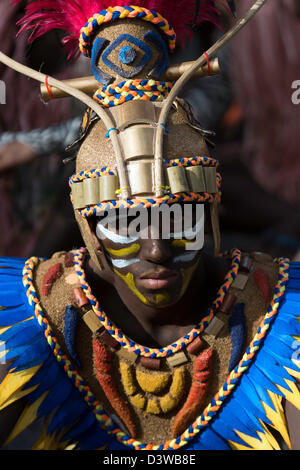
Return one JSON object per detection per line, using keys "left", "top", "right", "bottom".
{"left": 155, "top": 291, "right": 171, "bottom": 306}
{"left": 114, "top": 269, "right": 149, "bottom": 305}
{"left": 106, "top": 243, "right": 140, "bottom": 258}
{"left": 96, "top": 222, "right": 139, "bottom": 245}
{"left": 171, "top": 239, "right": 189, "bottom": 249}
{"left": 109, "top": 257, "right": 140, "bottom": 269}
{"left": 170, "top": 214, "right": 204, "bottom": 241}
{"left": 172, "top": 250, "right": 199, "bottom": 265}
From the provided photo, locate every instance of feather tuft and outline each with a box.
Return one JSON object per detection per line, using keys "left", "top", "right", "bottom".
{"left": 13, "top": 0, "right": 220, "bottom": 59}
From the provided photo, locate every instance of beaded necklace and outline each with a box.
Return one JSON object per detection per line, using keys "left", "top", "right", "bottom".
{"left": 73, "top": 247, "right": 242, "bottom": 358}
{"left": 22, "top": 253, "right": 290, "bottom": 450}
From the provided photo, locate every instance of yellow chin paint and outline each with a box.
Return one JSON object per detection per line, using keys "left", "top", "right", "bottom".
{"left": 114, "top": 269, "right": 149, "bottom": 305}
{"left": 106, "top": 243, "right": 140, "bottom": 258}
{"left": 155, "top": 291, "right": 171, "bottom": 306}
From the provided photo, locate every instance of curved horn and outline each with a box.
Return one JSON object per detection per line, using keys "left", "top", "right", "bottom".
{"left": 154, "top": 0, "right": 268, "bottom": 197}
{"left": 0, "top": 51, "right": 130, "bottom": 200}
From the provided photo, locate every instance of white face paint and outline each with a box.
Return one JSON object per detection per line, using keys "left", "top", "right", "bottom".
{"left": 170, "top": 205, "right": 205, "bottom": 241}
{"left": 96, "top": 222, "right": 139, "bottom": 245}
{"left": 108, "top": 257, "right": 140, "bottom": 269}
{"left": 172, "top": 250, "right": 200, "bottom": 264}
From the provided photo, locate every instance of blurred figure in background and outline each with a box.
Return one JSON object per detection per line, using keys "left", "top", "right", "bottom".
{"left": 219, "top": 0, "right": 300, "bottom": 259}
{"left": 0, "top": 0, "right": 82, "bottom": 258}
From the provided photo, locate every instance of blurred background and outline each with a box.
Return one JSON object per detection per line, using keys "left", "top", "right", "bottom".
{"left": 0, "top": 0, "right": 299, "bottom": 261}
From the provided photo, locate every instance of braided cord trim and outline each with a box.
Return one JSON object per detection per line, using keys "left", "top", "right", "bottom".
{"left": 73, "top": 248, "right": 241, "bottom": 358}
{"left": 79, "top": 6, "right": 176, "bottom": 57}
{"left": 22, "top": 258, "right": 117, "bottom": 432}
{"left": 93, "top": 79, "right": 173, "bottom": 107}
{"left": 22, "top": 254, "right": 290, "bottom": 450}
{"left": 69, "top": 158, "right": 222, "bottom": 218}
{"left": 69, "top": 157, "right": 219, "bottom": 186}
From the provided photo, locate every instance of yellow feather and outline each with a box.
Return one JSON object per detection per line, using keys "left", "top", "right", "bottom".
{"left": 0, "top": 385, "right": 37, "bottom": 411}
{"left": 4, "top": 392, "right": 49, "bottom": 445}
{"left": 32, "top": 426, "right": 71, "bottom": 450}
{"left": 231, "top": 428, "right": 276, "bottom": 450}
{"left": 276, "top": 379, "right": 300, "bottom": 411}
{"left": 0, "top": 365, "right": 41, "bottom": 409}
{"left": 260, "top": 391, "right": 291, "bottom": 449}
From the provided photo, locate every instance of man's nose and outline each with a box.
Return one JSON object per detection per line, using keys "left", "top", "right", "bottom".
{"left": 139, "top": 238, "right": 172, "bottom": 264}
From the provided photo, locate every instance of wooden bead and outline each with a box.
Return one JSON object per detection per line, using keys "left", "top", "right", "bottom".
{"left": 64, "top": 251, "right": 75, "bottom": 268}
{"left": 99, "top": 175, "right": 118, "bottom": 201}
{"left": 72, "top": 182, "right": 85, "bottom": 209}
{"left": 186, "top": 336, "right": 206, "bottom": 355}
{"left": 166, "top": 351, "right": 188, "bottom": 368}
{"left": 166, "top": 166, "right": 189, "bottom": 194}
{"left": 73, "top": 287, "right": 89, "bottom": 307}
{"left": 98, "top": 328, "right": 120, "bottom": 350}
{"left": 127, "top": 162, "right": 153, "bottom": 195}
{"left": 231, "top": 273, "right": 249, "bottom": 290}
{"left": 83, "top": 177, "right": 100, "bottom": 206}
{"left": 140, "top": 356, "right": 161, "bottom": 370}
{"left": 120, "top": 126, "right": 155, "bottom": 161}
{"left": 251, "top": 251, "right": 273, "bottom": 263}
{"left": 240, "top": 255, "right": 252, "bottom": 273}
{"left": 82, "top": 309, "right": 103, "bottom": 333}
{"left": 219, "top": 293, "right": 237, "bottom": 315}
{"left": 186, "top": 166, "right": 206, "bottom": 193}
{"left": 203, "top": 167, "right": 217, "bottom": 193}
{"left": 204, "top": 316, "right": 225, "bottom": 337}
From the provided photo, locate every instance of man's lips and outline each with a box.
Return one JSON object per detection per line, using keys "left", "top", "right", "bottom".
{"left": 137, "top": 270, "right": 179, "bottom": 290}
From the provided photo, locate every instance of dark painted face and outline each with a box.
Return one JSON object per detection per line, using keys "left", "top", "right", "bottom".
{"left": 92, "top": 204, "right": 205, "bottom": 310}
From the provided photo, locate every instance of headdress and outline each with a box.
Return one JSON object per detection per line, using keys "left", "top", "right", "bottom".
{"left": 3, "top": 1, "right": 265, "bottom": 268}
{"left": 14, "top": 0, "right": 221, "bottom": 59}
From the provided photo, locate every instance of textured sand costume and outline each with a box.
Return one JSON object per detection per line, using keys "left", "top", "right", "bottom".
{"left": 0, "top": 0, "right": 300, "bottom": 451}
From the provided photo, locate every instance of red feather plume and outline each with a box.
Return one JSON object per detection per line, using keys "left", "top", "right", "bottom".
{"left": 12, "top": 0, "right": 220, "bottom": 59}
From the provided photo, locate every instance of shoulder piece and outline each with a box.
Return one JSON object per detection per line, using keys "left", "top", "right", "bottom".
{"left": 189, "top": 260, "right": 300, "bottom": 451}
{"left": 0, "top": 256, "right": 111, "bottom": 450}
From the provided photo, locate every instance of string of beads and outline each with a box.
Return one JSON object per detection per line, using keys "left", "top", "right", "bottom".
{"left": 22, "top": 252, "right": 290, "bottom": 450}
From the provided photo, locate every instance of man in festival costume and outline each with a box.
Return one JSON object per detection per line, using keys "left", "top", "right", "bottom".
{"left": 0, "top": 0, "right": 300, "bottom": 451}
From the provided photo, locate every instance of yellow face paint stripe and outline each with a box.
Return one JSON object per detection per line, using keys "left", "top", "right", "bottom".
{"left": 171, "top": 239, "right": 189, "bottom": 249}
{"left": 114, "top": 269, "right": 149, "bottom": 305}
{"left": 106, "top": 243, "right": 140, "bottom": 258}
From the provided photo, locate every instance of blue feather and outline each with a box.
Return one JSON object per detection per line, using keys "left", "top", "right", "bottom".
{"left": 4, "top": 334, "right": 46, "bottom": 362}
{"left": 228, "top": 303, "right": 246, "bottom": 372}
{"left": 0, "top": 289, "right": 24, "bottom": 307}
{"left": 37, "top": 372, "right": 73, "bottom": 418}
{"left": 0, "top": 304, "right": 33, "bottom": 326}
{"left": 48, "top": 388, "right": 88, "bottom": 436}
{"left": 76, "top": 422, "right": 112, "bottom": 450}
{"left": 11, "top": 338, "right": 50, "bottom": 371}
{"left": 64, "top": 305, "right": 81, "bottom": 368}
{"left": 0, "top": 320, "right": 38, "bottom": 342}
{"left": 62, "top": 409, "right": 97, "bottom": 442}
